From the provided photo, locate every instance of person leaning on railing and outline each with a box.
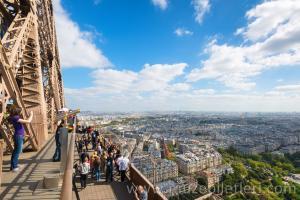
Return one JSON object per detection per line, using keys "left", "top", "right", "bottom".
{"left": 9, "top": 107, "right": 33, "bottom": 172}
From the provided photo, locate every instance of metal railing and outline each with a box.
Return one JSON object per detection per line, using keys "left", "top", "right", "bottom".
{"left": 60, "top": 117, "right": 76, "bottom": 200}
{"left": 129, "top": 164, "right": 168, "bottom": 200}
{"left": 0, "top": 139, "right": 4, "bottom": 188}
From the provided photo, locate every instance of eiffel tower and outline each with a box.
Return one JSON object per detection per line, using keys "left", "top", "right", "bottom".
{"left": 0, "top": 0, "right": 64, "bottom": 152}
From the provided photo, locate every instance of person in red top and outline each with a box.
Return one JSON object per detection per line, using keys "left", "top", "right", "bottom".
{"left": 87, "top": 126, "right": 93, "bottom": 134}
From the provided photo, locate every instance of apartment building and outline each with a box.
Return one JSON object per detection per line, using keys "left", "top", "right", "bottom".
{"left": 157, "top": 176, "right": 198, "bottom": 198}
{"left": 176, "top": 150, "right": 222, "bottom": 175}
{"left": 132, "top": 156, "right": 178, "bottom": 183}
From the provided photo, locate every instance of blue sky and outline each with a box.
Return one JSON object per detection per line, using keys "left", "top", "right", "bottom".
{"left": 54, "top": 0, "right": 300, "bottom": 112}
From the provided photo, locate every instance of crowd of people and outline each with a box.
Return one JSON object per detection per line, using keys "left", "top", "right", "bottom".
{"left": 7, "top": 107, "right": 148, "bottom": 200}
{"left": 74, "top": 126, "right": 130, "bottom": 189}
{"left": 4, "top": 103, "right": 147, "bottom": 200}
{"left": 74, "top": 126, "right": 148, "bottom": 200}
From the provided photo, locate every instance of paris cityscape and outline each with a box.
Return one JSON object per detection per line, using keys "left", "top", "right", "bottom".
{"left": 77, "top": 112, "right": 300, "bottom": 199}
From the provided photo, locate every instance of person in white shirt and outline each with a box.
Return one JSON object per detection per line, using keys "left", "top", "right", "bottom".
{"left": 97, "top": 143, "right": 102, "bottom": 155}
{"left": 79, "top": 157, "right": 90, "bottom": 189}
{"left": 115, "top": 154, "right": 123, "bottom": 175}
{"left": 119, "top": 155, "right": 129, "bottom": 182}
{"left": 116, "top": 155, "right": 123, "bottom": 166}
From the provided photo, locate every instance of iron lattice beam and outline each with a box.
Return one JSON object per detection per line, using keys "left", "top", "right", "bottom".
{"left": 0, "top": 0, "right": 64, "bottom": 152}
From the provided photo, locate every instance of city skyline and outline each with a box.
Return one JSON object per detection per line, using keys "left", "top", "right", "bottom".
{"left": 54, "top": 0, "right": 300, "bottom": 112}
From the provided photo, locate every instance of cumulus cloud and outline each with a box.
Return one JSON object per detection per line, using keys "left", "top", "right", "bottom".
{"left": 151, "top": 0, "right": 168, "bottom": 10}
{"left": 65, "top": 88, "right": 300, "bottom": 112}
{"left": 91, "top": 69, "right": 138, "bottom": 93}
{"left": 237, "top": 0, "right": 300, "bottom": 42}
{"left": 174, "top": 28, "right": 193, "bottom": 36}
{"left": 64, "top": 61, "right": 300, "bottom": 112}
{"left": 170, "top": 83, "right": 191, "bottom": 91}
{"left": 86, "top": 63, "right": 188, "bottom": 94}
{"left": 265, "top": 84, "right": 300, "bottom": 97}
{"left": 187, "top": 0, "right": 300, "bottom": 91}
{"left": 275, "top": 84, "right": 300, "bottom": 92}
{"left": 193, "top": 89, "right": 215, "bottom": 95}
{"left": 192, "top": 0, "right": 210, "bottom": 24}
{"left": 53, "top": 0, "right": 111, "bottom": 68}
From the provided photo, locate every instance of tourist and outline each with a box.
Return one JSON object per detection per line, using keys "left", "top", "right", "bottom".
{"left": 80, "top": 149, "right": 89, "bottom": 163}
{"left": 79, "top": 156, "right": 90, "bottom": 189}
{"left": 91, "top": 151, "right": 98, "bottom": 176}
{"left": 91, "top": 130, "right": 97, "bottom": 150}
{"left": 78, "top": 137, "right": 84, "bottom": 153}
{"left": 105, "top": 152, "right": 114, "bottom": 182}
{"left": 119, "top": 154, "right": 129, "bottom": 182}
{"left": 115, "top": 151, "right": 123, "bottom": 175}
{"left": 97, "top": 142, "right": 102, "bottom": 156}
{"left": 137, "top": 185, "right": 148, "bottom": 200}
{"left": 52, "top": 120, "right": 64, "bottom": 162}
{"left": 95, "top": 129, "right": 99, "bottom": 138}
{"left": 87, "top": 126, "right": 92, "bottom": 134}
{"left": 10, "top": 107, "right": 33, "bottom": 172}
{"left": 100, "top": 151, "right": 107, "bottom": 173}
{"left": 84, "top": 135, "right": 89, "bottom": 151}
{"left": 94, "top": 157, "right": 101, "bottom": 182}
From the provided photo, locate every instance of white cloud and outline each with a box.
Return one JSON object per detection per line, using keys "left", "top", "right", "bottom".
{"left": 187, "top": 0, "right": 300, "bottom": 91}
{"left": 273, "top": 84, "right": 300, "bottom": 96}
{"left": 77, "top": 63, "right": 188, "bottom": 94}
{"left": 53, "top": 0, "right": 111, "bottom": 68}
{"left": 192, "top": 0, "right": 210, "bottom": 24}
{"left": 64, "top": 61, "right": 300, "bottom": 112}
{"left": 193, "top": 89, "right": 215, "bottom": 95}
{"left": 65, "top": 88, "right": 300, "bottom": 112}
{"left": 266, "top": 84, "right": 300, "bottom": 97}
{"left": 91, "top": 69, "right": 138, "bottom": 93}
{"left": 238, "top": 0, "right": 300, "bottom": 42}
{"left": 151, "top": 0, "right": 168, "bottom": 10}
{"left": 170, "top": 83, "right": 191, "bottom": 91}
{"left": 174, "top": 28, "right": 193, "bottom": 36}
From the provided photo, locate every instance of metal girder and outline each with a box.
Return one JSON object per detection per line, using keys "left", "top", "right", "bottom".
{"left": 0, "top": 42, "right": 38, "bottom": 150}
{"left": 0, "top": 0, "right": 64, "bottom": 153}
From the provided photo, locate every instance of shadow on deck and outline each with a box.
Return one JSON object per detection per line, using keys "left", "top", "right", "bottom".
{"left": 0, "top": 135, "right": 61, "bottom": 200}
{"left": 73, "top": 177, "right": 134, "bottom": 200}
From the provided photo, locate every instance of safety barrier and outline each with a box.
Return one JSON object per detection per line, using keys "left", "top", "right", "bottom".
{"left": 129, "top": 164, "right": 167, "bottom": 200}
{"left": 60, "top": 117, "right": 76, "bottom": 200}
{"left": 0, "top": 139, "right": 3, "bottom": 187}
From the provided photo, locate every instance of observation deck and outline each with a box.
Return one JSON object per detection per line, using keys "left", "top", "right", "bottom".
{"left": 0, "top": 130, "right": 167, "bottom": 200}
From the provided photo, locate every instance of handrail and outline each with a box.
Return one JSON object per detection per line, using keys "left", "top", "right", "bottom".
{"left": 60, "top": 117, "right": 76, "bottom": 200}
{"left": 0, "top": 139, "right": 4, "bottom": 188}
{"left": 129, "top": 164, "right": 168, "bottom": 200}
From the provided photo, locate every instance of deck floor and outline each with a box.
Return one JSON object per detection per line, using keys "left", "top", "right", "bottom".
{"left": 0, "top": 134, "right": 135, "bottom": 200}
{"left": 0, "top": 135, "right": 61, "bottom": 200}
{"left": 73, "top": 176, "right": 135, "bottom": 200}
{"left": 72, "top": 136, "right": 135, "bottom": 200}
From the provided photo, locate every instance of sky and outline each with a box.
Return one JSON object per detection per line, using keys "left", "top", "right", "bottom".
{"left": 53, "top": 0, "right": 300, "bottom": 112}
